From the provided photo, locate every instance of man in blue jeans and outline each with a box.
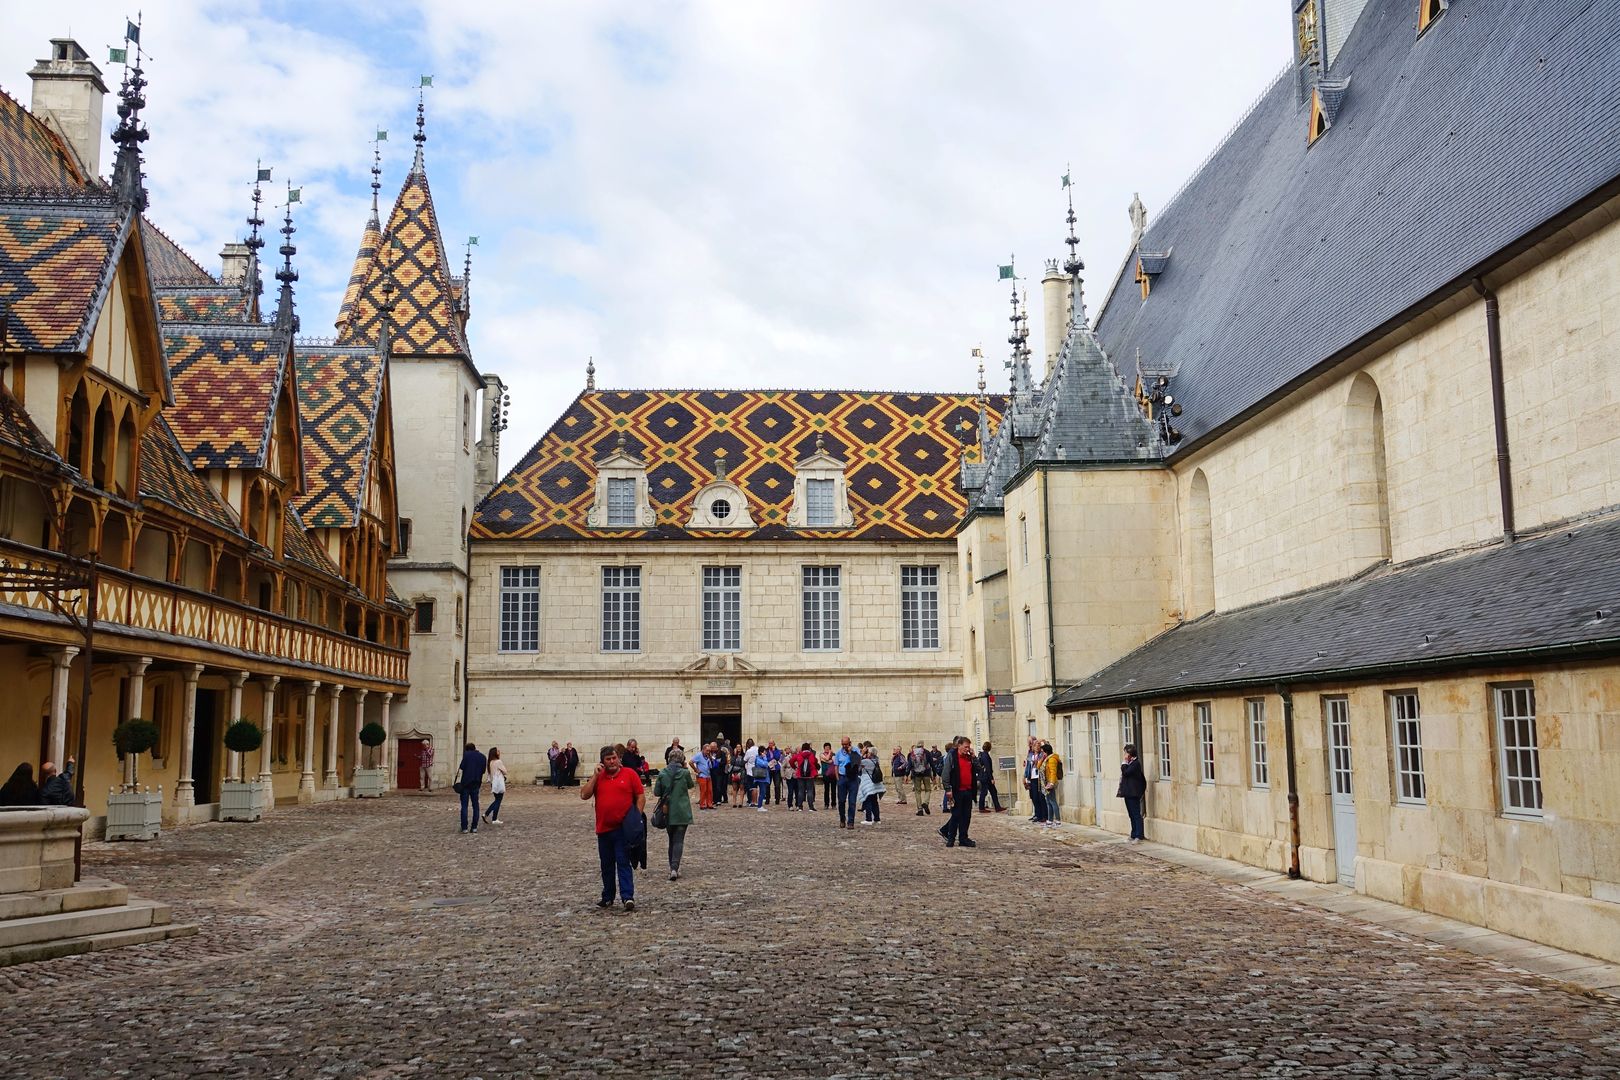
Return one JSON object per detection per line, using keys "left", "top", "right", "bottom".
{"left": 834, "top": 736, "right": 862, "bottom": 830}
{"left": 455, "top": 741, "right": 487, "bottom": 833}
{"left": 582, "top": 745, "right": 645, "bottom": 911}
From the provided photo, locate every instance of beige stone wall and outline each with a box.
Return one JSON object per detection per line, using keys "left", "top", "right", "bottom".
{"left": 1059, "top": 660, "right": 1620, "bottom": 962}
{"left": 467, "top": 539, "right": 963, "bottom": 778}
{"left": 957, "top": 514, "right": 1013, "bottom": 735}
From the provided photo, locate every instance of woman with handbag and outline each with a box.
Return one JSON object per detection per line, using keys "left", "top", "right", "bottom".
{"left": 652, "top": 748, "right": 696, "bottom": 880}
{"left": 482, "top": 747, "right": 508, "bottom": 825}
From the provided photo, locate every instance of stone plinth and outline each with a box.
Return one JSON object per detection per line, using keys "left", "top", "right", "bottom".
{"left": 0, "top": 806, "right": 87, "bottom": 894}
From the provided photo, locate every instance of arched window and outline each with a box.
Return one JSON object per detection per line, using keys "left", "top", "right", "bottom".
{"left": 245, "top": 483, "right": 265, "bottom": 545}
{"left": 115, "top": 408, "right": 137, "bottom": 497}
{"left": 1344, "top": 373, "right": 1392, "bottom": 565}
{"left": 65, "top": 382, "right": 90, "bottom": 476}
{"left": 91, "top": 397, "right": 115, "bottom": 489}
{"left": 1187, "top": 469, "right": 1215, "bottom": 617}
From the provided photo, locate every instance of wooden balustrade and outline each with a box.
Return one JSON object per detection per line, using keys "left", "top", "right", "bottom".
{"left": 0, "top": 539, "right": 408, "bottom": 685}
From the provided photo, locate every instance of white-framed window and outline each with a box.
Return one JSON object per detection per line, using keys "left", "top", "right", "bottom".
{"left": 1119, "top": 709, "right": 1133, "bottom": 755}
{"left": 1022, "top": 608, "right": 1034, "bottom": 660}
{"left": 498, "top": 566, "right": 540, "bottom": 652}
{"left": 1388, "top": 690, "right": 1425, "bottom": 804}
{"left": 802, "top": 565, "right": 841, "bottom": 651}
{"left": 1154, "top": 705, "right": 1171, "bottom": 781}
{"left": 805, "top": 478, "right": 836, "bottom": 527}
{"left": 1326, "top": 696, "right": 1353, "bottom": 797}
{"left": 1494, "top": 684, "right": 1541, "bottom": 817}
{"left": 1247, "top": 698, "right": 1269, "bottom": 788}
{"left": 1196, "top": 702, "right": 1215, "bottom": 784}
{"left": 601, "top": 566, "right": 641, "bottom": 652}
{"left": 900, "top": 565, "right": 940, "bottom": 650}
{"left": 701, "top": 566, "right": 742, "bottom": 651}
{"left": 1088, "top": 712, "right": 1102, "bottom": 778}
{"left": 1020, "top": 514, "right": 1030, "bottom": 565}
{"left": 1064, "top": 716, "right": 1074, "bottom": 776}
{"left": 606, "top": 478, "right": 637, "bottom": 527}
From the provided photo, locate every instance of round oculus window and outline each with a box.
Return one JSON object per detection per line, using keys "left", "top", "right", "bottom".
{"left": 710, "top": 498, "right": 732, "bottom": 521}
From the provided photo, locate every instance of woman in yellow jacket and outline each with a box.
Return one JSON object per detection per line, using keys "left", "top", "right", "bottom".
{"left": 1040, "top": 742, "right": 1063, "bottom": 827}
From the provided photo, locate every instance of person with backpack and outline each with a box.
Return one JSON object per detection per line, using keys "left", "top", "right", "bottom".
{"left": 858, "top": 743, "right": 885, "bottom": 824}
{"left": 908, "top": 742, "right": 932, "bottom": 815}
{"left": 940, "top": 735, "right": 979, "bottom": 847}
{"left": 791, "top": 743, "right": 819, "bottom": 811}
{"left": 833, "top": 736, "right": 862, "bottom": 830}
{"left": 888, "top": 746, "right": 909, "bottom": 806}
{"left": 763, "top": 740, "right": 785, "bottom": 805}
{"left": 1040, "top": 741, "right": 1064, "bottom": 826}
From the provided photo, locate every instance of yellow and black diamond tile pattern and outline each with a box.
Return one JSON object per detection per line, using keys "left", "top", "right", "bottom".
{"left": 294, "top": 347, "right": 384, "bottom": 528}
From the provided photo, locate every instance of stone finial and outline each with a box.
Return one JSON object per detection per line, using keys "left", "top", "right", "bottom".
{"left": 585, "top": 356, "right": 595, "bottom": 391}
{"left": 615, "top": 432, "right": 626, "bottom": 454}
{"left": 714, "top": 450, "right": 728, "bottom": 481}
{"left": 814, "top": 432, "right": 825, "bottom": 454}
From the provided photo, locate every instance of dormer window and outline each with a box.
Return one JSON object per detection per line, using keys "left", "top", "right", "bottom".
{"left": 1418, "top": 0, "right": 1446, "bottom": 35}
{"left": 788, "top": 434, "right": 854, "bottom": 530}
{"left": 689, "top": 454, "right": 755, "bottom": 530}
{"left": 587, "top": 434, "right": 655, "bottom": 529}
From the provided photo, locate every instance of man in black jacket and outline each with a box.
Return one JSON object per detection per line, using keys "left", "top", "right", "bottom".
{"left": 976, "top": 741, "right": 1004, "bottom": 813}
{"left": 38, "top": 758, "right": 75, "bottom": 806}
{"left": 939, "top": 736, "right": 978, "bottom": 848}
{"left": 1118, "top": 743, "right": 1148, "bottom": 842}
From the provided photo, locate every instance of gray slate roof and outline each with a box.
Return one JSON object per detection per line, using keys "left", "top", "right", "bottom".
{"left": 1092, "top": 0, "right": 1620, "bottom": 452}
{"left": 1034, "top": 328, "right": 1159, "bottom": 462}
{"left": 1051, "top": 512, "right": 1620, "bottom": 709}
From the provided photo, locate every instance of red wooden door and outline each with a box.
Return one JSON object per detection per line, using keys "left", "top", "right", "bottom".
{"left": 397, "top": 738, "right": 426, "bottom": 790}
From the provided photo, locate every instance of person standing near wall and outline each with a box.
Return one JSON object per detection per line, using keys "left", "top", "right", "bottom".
{"left": 889, "top": 746, "right": 909, "bottom": 806}
{"left": 908, "top": 743, "right": 932, "bottom": 815}
{"left": 654, "top": 748, "right": 696, "bottom": 881}
{"left": 1024, "top": 737, "right": 1046, "bottom": 824}
{"left": 940, "top": 736, "right": 978, "bottom": 848}
{"left": 1040, "top": 742, "right": 1063, "bottom": 827}
{"left": 692, "top": 743, "right": 714, "bottom": 810}
{"left": 583, "top": 745, "right": 645, "bottom": 911}
{"left": 819, "top": 743, "right": 836, "bottom": 809}
{"left": 419, "top": 740, "right": 435, "bottom": 793}
{"left": 1118, "top": 743, "right": 1147, "bottom": 842}
{"left": 713, "top": 741, "right": 731, "bottom": 806}
{"left": 977, "top": 741, "right": 1005, "bottom": 813}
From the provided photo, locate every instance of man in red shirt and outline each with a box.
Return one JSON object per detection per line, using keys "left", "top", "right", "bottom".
{"left": 940, "top": 735, "right": 979, "bottom": 848}
{"left": 581, "top": 745, "right": 646, "bottom": 911}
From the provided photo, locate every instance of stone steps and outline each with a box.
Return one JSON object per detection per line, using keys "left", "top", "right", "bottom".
{"left": 0, "top": 921, "right": 199, "bottom": 967}
{"left": 0, "top": 897, "right": 175, "bottom": 950}
{"left": 0, "top": 879, "right": 128, "bottom": 922}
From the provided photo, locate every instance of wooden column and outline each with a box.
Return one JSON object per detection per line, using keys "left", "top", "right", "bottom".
{"left": 352, "top": 688, "right": 368, "bottom": 781}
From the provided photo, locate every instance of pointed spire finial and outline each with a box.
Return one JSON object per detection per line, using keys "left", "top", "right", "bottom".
{"left": 585, "top": 356, "right": 596, "bottom": 392}
{"left": 1063, "top": 165, "right": 1084, "bottom": 279}
{"left": 616, "top": 432, "right": 627, "bottom": 454}
{"left": 412, "top": 86, "right": 427, "bottom": 173}
{"left": 245, "top": 161, "right": 267, "bottom": 301}
{"left": 273, "top": 184, "right": 299, "bottom": 333}
{"left": 370, "top": 140, "right": 382, "bottom": 223}
{"left": 109, "top": 14, "right": 149, "bottom": 212}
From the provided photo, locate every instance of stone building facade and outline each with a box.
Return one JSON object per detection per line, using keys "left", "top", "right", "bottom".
{"left": 962, "top": 0, "right": 1620, "bottom": 961}
{"left": 469, "top": 387, "right": 997, "bottom": 779}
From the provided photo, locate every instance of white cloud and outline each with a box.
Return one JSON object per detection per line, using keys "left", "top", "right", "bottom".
{"left": 3, "top": 2, "right": 1287, "bottom": 473}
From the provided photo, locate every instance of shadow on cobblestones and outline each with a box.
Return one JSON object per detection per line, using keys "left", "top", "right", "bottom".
{"left": 2, "top": 788, "right": 1617, "bottom": 1078}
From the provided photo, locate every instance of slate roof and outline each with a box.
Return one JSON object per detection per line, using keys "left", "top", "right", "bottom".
{"left": 1033, "top": 328, "right": 1159, "bottom": 462}
{"left": 0, "top": 201, "right": 125, "bottom": 351}
{"left": 0, "top": 86, "right": 83, "bottom": 188}
{"left": 1052, "top": 512, "right": 1620, "bottom": 709}
{"left": 1091, "top": 0, "right": 1620, "bottom": 452}
{"left": 335, "top": 164, "right": 468, "bottom": 357}
{"left": 294, "top": 345, "right": 386, "bottom": 528}
{"left": 163, "top": 325, "right": 288, "bottom": 469}
{"left": 140, "top": 218, "right": 215, "bottom": 286}
{"left": 475, "top": 389, "right": 1001, "bottom": 541}
{"left": 137, "top": 414, "right": 243, "bottom": 533}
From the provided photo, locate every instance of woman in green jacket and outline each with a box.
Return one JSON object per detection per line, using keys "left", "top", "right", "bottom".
{"left": 653, "top": 749, "right": 697, "bottom": 881}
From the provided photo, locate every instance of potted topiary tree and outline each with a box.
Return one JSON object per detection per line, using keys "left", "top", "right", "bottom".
{"left": 353, "top": 721, "right": 389, "bottom": 798}
{"left": 220, "top": 718, "right": 268, "bottom": 822}
{"left": 106, "top": 718, "right": 163, "bottom": 840}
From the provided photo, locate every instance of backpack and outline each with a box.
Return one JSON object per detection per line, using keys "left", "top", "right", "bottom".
{"left": 1053, "top": 755, "right": 1064, "bottom": 781}
{"left": 841, "top": 752, "right": 862, "bottom": 780}
{"left": 872, "top": 761, "right": 883, "bottom": 783}
{"left": 909, "top": 749, "right": 928, "bottom": 775}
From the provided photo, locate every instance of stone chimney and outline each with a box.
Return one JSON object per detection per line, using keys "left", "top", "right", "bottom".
{"left": 28, "top": 39, "right": 108, "bottom": 179}
{"left": 1040, "top": 260, "right": 1072, "bottom": 382}
{"left": 219, "top": 242, "right": 252, "bottom": 287}
{"left": 474, "top": 373, "right": 508, "bottom": 503}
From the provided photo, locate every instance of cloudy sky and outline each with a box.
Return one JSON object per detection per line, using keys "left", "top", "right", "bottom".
{"left": 3, "top": 2, "right": 1287, "bottom": 473}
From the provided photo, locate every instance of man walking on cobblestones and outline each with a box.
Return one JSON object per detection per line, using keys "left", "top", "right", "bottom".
{"left": 582, "top": 745, "right": 645, "bottom": 911}
{"left": 835, "top": 736, "right": 862, "bottom": 829}
{"left": 940, "top": 736, "right": 978, "bottom": 848}
{"left": 455, "top": 742, "right": 487, "bottom": 834}
{"left": 908, "top": 742, "right": 932, "bottom": 814}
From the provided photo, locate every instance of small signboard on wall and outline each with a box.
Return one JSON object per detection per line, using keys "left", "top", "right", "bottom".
{"left": 988, "top": 690, "right": 1015, "bottom": 713}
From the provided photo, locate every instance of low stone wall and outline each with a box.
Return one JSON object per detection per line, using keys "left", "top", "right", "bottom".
{"left": 0, "top": 806, "right": 87, "bottom": 894}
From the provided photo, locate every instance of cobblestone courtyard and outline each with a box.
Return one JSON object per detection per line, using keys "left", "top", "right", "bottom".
{"left": 3, "top": 787, "right": 1618, "bottom": 1078}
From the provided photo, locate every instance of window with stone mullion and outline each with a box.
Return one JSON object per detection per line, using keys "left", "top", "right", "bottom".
{"left": 606, "top": 477, "right": 637, "bottom": 527}
{"left": 801, "top": 565, "right": 840, "bottom": 650}
{"left": 901, "top": 565, "right": 940, "bottom": 650}
{"left": 499, "top": 566, "right": 540, "bottom": 652}
{"left": 702, "top": 566, "right": 741, "bottom": 651}
{"left": 601, "top": 566, "right": 641, "bottom": 652}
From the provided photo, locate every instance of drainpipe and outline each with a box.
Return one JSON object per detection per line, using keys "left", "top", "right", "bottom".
{"left": 1277, "top": 683, "right": 1302, "bottom": 880}
{"left": 1472, "top": 278, "right": 1515, "bottom": 541}
{"left": 1040, "top": 468, "right": 1057, "bottom": 696}
{"left": 460, "top": 541, "right": 473, "bottom": 746}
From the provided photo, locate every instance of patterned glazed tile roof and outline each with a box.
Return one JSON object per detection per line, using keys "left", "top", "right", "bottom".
{"left": 156, "top": 286, "right": 251, "bottom": 324}
{"left": 0, "top": 203, "right": 124, "bottom": 351}
{"left": 335, "top": 166, "right": 467, "bottom": 357}
{"left": 138, "top": 414, "right": 242, "bottom": 533}
{"left": 140, "top": 218, "right": 215, "bottom": 286}
{"left": 281, "top": 500, "right": 344, "bottom": 579}
{"left": 0, "top": 381, "right": 57, "bottom": 460}
{"left": 474, "top": 389, "right": 1002, "bottom": 541}
{"left": 334, "top": 214, "right": 381, "bottom": 333}
{"left": 293, "top": 345, "right": 385, "bottom": 528}
{"left": 163, "top": 325, "right": 287, "bottom": 469}
{"left": 0, "top": 86, "right": 84, "bottom": 188}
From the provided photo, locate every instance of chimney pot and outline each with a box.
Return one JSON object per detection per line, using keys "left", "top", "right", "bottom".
{"left": 28, "top": 37, "right": 108, "bottom": 179}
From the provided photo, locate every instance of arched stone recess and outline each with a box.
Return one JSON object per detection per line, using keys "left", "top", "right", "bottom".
{"left": 1342, "top": 372, "right": 1392, "bottom": 567}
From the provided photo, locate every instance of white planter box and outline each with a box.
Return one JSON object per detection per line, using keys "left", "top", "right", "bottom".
{"left": 105, "top": 789, "right": 162, "bottom": 841}
{"left": 352, "top": 768, "right": 387, "bottom": 799}
{"left": 219, "top": 780, "right": 268, "bottom": 822}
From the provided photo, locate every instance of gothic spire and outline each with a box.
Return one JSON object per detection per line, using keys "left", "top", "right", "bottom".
{"left": 370, "top": 140, "right": 383, "bottom": 224}
{"left": 1063, "top": 169, "right": 1088, "bottom": 328}
{"left": 108, "top": 18, "right": 149, "bottom": 213}
{"left": 412, "top": 89, "right": 427, "bottom": 174}
{"left": 272, "top": 187, "right": 299, "bottom": 333}
{"left": 245, "top": 163, "right": 267, "bottom": 301}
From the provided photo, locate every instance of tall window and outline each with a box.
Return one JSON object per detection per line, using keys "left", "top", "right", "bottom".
{"left": 498, "top": 567, "right": 540, "bottom": 652}
{"left": 1063, "top": 716, "right": 1074, "bottom": 776}
{"left": 413, "top": 599, "right": 435, "bottom": 634}
{"left": 1088, "top": 713, "right": 1101, "bottom": 777}
{"left": 900, "top": 565, "right": 940, "bottom": 650}
{"left": 802, "top": 565, "right": 841, "bottom": 650}
{"left": 601, "top": 566, "right": 641, "bottom": 652}
{"left": 1495, "top": 685, "right": 1541, "bottom": 816}
{"left": 462, "top": 391, "right": 471, "bottom": 449}
{"left": 702, "top": 566, "right": 741, "bottom": 651}
{"left": 1022, "top": 608, "right": 1034, "bottom": 659}
{"left": 1119, "top": 709, "right": 1133, "bottom": 754}
{"left": 1389, "top": 691, "right": 1425, "bottom": 804}
{"left": 965, "top": 551, "right": 974, "bottom": 594}
{"left": 606, "top": 478, "right": 637, "bottom": 527}
{"left": 1196, "top": 702, "right": 1215, "bottom": 784}
{"left": 1247, "top": 698, "right": 1269, "bottom": 789}
{"left": 805, "top": 479, "right": 836, "bottom": 527}
{"left": 396, "top": 518, "right": 412, "bottom": 558}
{"left": 1155, "top": 706, "right": 1171, "bottom": 780}
{"left": 1019, "top": 514, "right": 1030, "bottom": 565}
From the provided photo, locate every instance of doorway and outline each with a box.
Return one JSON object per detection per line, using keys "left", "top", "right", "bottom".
{"left": 1325, "top": 696, "right": 1358, "bottom": 885}
{"left": 397, "top": 738, "right": 427, "bottom": 790}
{"left": 700, "top": 695, "right": 742, "bottom": 747}
{"left": 193, "top": 689, "right": 219, "bottom": 803}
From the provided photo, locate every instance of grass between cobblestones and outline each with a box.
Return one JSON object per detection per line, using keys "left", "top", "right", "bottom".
{"left": 2, "top": 787, "right": 1617, "bottom": 1078}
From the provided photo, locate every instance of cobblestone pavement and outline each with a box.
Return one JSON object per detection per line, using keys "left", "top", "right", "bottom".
{"left": 3, "top": 787, "right": 1618, "bottom": 1078}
